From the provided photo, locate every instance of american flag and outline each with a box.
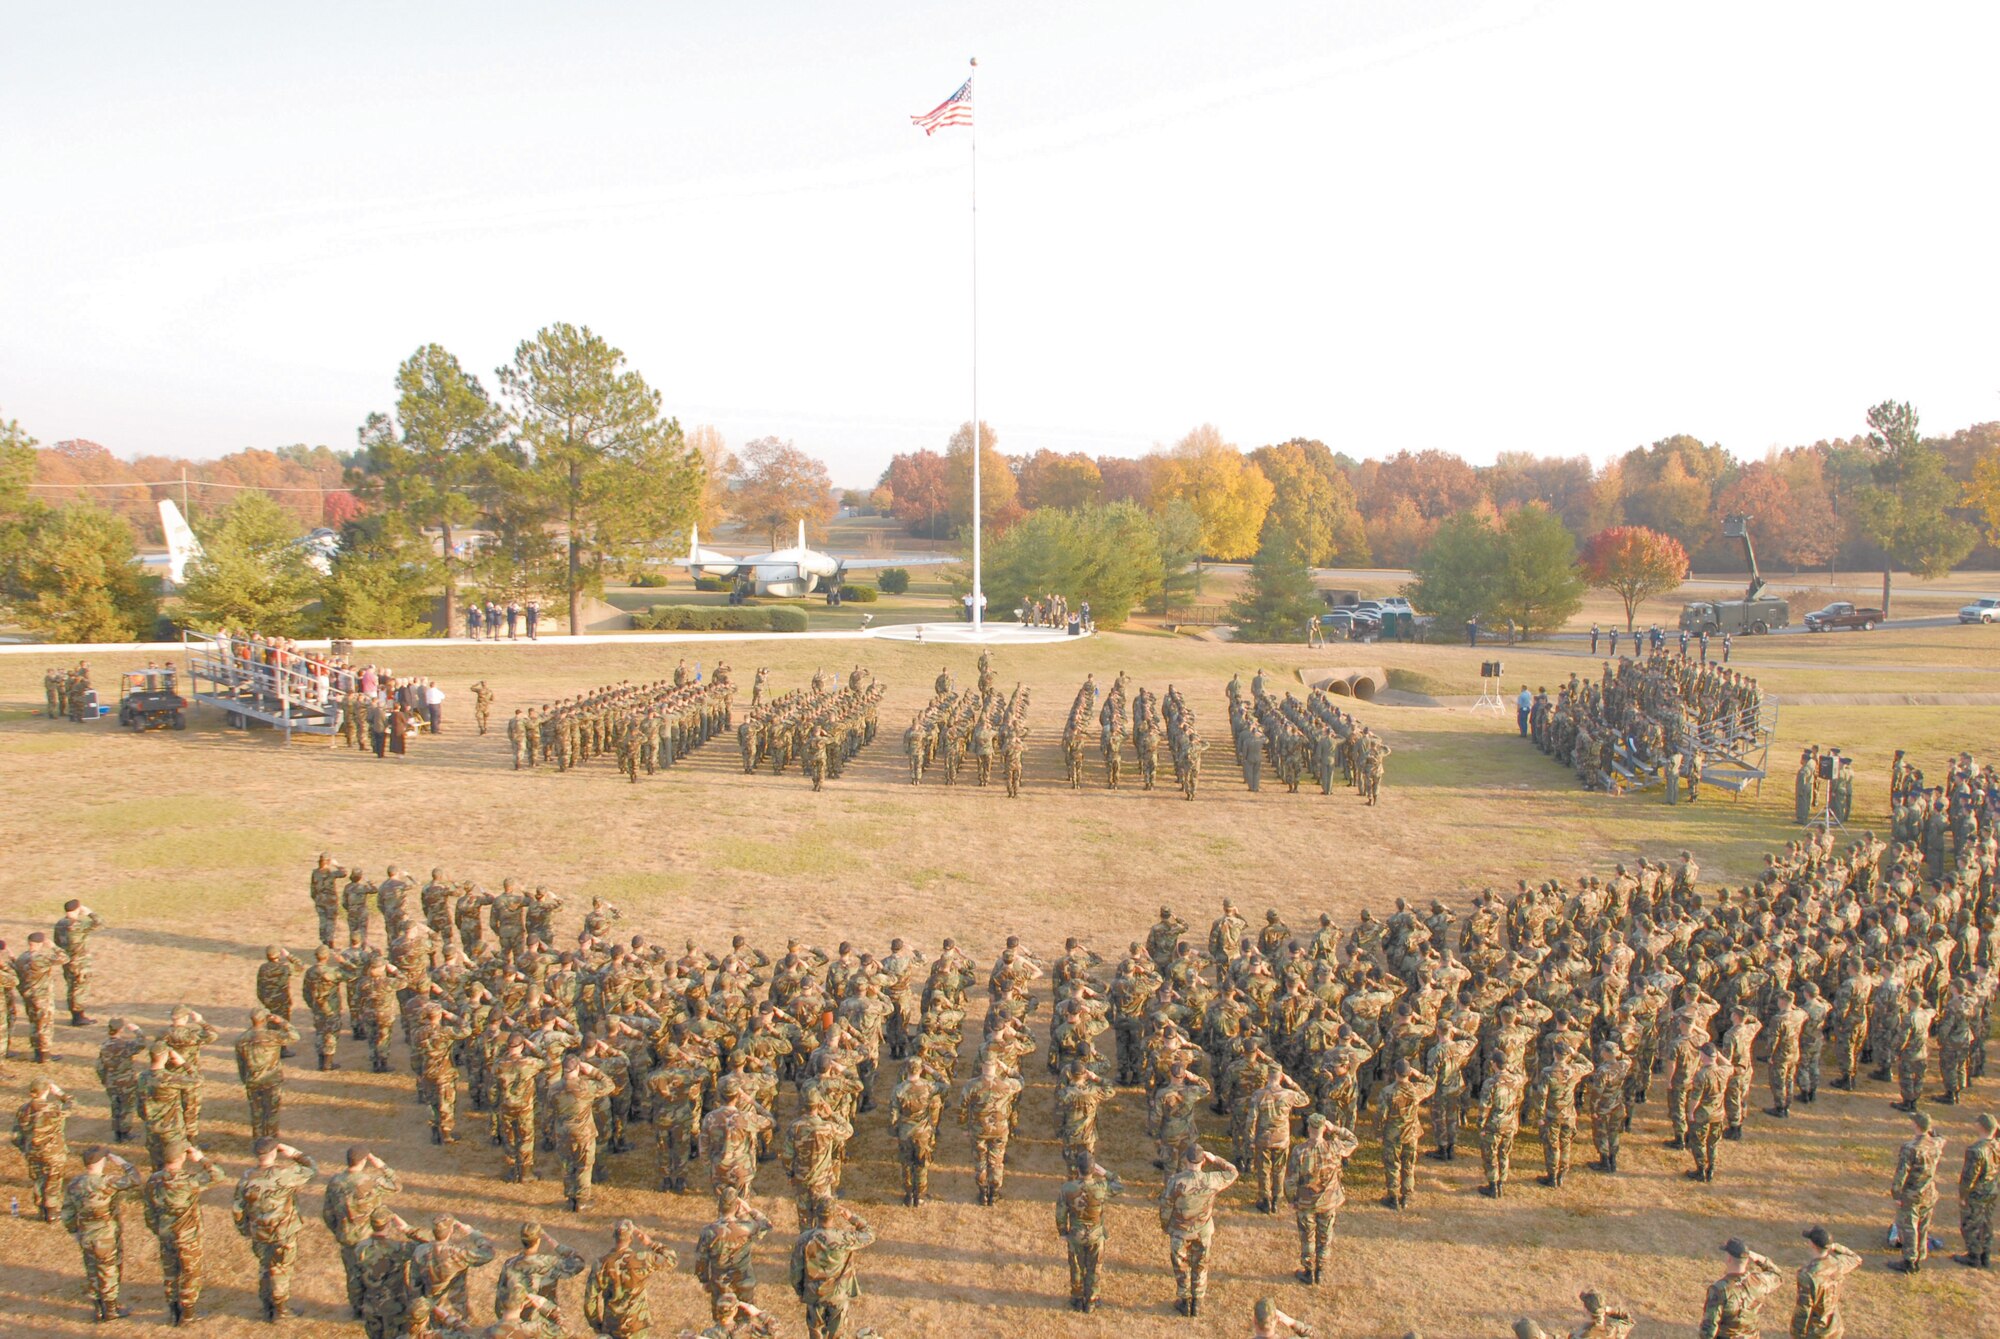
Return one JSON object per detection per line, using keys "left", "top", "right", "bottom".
{"left": 911, "top": 79, "right": 972, "bottom": 136}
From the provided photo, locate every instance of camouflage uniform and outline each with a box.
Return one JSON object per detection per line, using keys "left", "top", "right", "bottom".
{"left": 235, "top": 1013, "right": 299, "bottom": 1142}
{"left": 94, "top": 1021, "right": 145, "bottom": 1142}
{"left": 61, "top": 1153, "right": 144, "bottom": 1321}
{"left": 232, "top": 1146, "right": 320, "bottom": 1320}
{"left": 1285, "top": 1116, "right": 1359, "bottom": 1284}
{"left": 695, "top": 1191, "right": 775, "bottom": 1318}
{"left": 53, "top": 906, "right": 106, "bottom": 1023}
{"left": 788, "top": 1205, "right": 875, "bottom": 1339}
{"left": 13, "top": 1083, "right": 76, "bottom": 1220}
{"left": 324, "top": 1155, "right": 402, "bottom": 1318}
{"left": 1158, "top": 1148, "right": 1238, "bottom": 1316}
{"left": 1054, "top": 1157, "right": 1123, "bottom": 1312}
{"left": 584, "top": 1222, "right": 677, "bottom": 1338}
{"left": 142, "top": 1151, "right": 224, "bottom": 1324}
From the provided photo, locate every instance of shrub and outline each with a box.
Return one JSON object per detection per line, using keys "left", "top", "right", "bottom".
{"left": 838, "top": 583, "right": 878, "bottom": 602}
{"left": 631, "top": 604, "right": 809, "bottom": 633}
{"left": 631, "top": 571, "right": 670, "bottom": 588}
{"left": 877, "top": 567, "right": 911, "bottom": 595}
{"left": 692, "top": 576, "right": 730, "bottom": 593}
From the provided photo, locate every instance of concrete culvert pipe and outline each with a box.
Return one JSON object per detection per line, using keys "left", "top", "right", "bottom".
{"left": 1296, "top": 666, "right": 1387, "bottom": 701}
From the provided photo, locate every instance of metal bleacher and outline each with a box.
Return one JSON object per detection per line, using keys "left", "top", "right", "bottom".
{"left": 1602, "top": 698, "right": 1776, "bottom": 798}
{"left": 183, "top": 630, "right": 348, "bottom": 739}
{"left": 1694, "top": 698, "right": 1777, "bottom": 798}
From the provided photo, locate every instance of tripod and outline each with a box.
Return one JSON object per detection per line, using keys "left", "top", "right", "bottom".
{"left": 1472, "top": 675, "right": 1506, "bottom": 716}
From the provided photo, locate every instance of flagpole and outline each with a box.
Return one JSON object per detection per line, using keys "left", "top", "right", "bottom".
{"left": 968, "top": 54, "right": 982, "bottom": 632}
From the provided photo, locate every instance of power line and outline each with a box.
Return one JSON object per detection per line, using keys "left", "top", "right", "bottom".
{"left": 25, "top": 478, "right": 346, "bottom": 493}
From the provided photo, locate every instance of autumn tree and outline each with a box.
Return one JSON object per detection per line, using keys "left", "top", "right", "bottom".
{"left": 1968, "top": 448, "right": 2000, "bottom": 548}
{"left": 687, "top": 424, "right": 735, "bottom": 530}
{"left": 1096, "top": 455, "right": 1158, "bottom": 508}
{"left": 1580, "top": 525, "right": 1689, "bottom": 631}
{"left": 354, "top": 343, "right": 504, "bottom": 632}
{"left": 730, "top": 437, "right": 835, "bottom": 547}
{"left": 945, "top": 421, "right": 1019, "bottom": 537}
{"left": 1851, "top": 400, "right": 1978, "bottom": 613}
{"left": 1249, "top": 438, "right": 1369, "bottom": 567}
{"left": 1016, "top": 450, "right": 1102, "bottom": 512}
{"left": 1227, "top": 524, "right": 1321, "bottom": 642}
{"left": 0, "top": 409, "right": 39, "bottom": 579}
{"left": 6, "top": 503, "right": 160, "bottom": 642}
{"left": 1617, "top": 436, "right": 1729, "bottom": 552}
{"left": 1150, "top": 499, "right": 1205, "bottom": 611}
{"left": 1150, "top": 425, "right": 1273, "bottom": 561}
{"left": 878, "top": 449, "right": 952, "bottom": 538}
{"left": 496, "top": 323, "right": 702, "bottom": 632}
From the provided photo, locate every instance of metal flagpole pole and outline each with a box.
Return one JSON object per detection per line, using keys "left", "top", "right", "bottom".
{"left": 969, "top": 54, "right": 981, "bottom": 632}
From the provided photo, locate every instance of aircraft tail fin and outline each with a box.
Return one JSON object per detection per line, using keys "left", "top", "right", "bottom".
{"left": 798, "top": 518, "right": 806, "bottom": 551}
{"left": 159, "top": 499, "right": 203, "bottom": 585}
{"left": 690, "top": 524, "right": 700, "bottom": 563}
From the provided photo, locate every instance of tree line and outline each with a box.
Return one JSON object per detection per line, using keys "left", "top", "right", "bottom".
{"left": 3, "top": 367, "right": 1996, "bottom": 644}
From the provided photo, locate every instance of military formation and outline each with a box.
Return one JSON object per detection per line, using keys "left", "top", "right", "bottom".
{"left": 1227, "top": 669, "right": 1390, "bottom": 803}
{"left": 905, "top": 653, "right": 1029, "bottom": 793}
{"left": 1058, "top": 672, "right": 1212, "bottom": 800}
{"left": 42, "top": 661, "right": 96, "bottom": 721}
{"left": 8, "top": 741, "right": 2000, "bottom": 1335}
{"left": 1526, "top": 653, "right": 1763, "bottom": 795}
{"left": 737, "top": 666, "right": 885, "bottom": 791}
{"left": 505, "top": 662, "right": 736, "bottom": 781}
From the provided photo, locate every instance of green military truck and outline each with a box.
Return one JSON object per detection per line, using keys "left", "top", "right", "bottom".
{"left": 1680, "top": 513, "right": 1789, "bottom": 636}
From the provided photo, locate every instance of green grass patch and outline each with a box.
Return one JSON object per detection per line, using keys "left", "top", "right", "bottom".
{"left": 580, "top": 870, "right": 694, "bottom": 903}
{"left": 77, "top": 795, "right": 248, "bottom": 834}
{"left": 88, "top": 876, "right": 265, "bottom": 923}
{"left": 1386, "top": 666, "right": 1455, "bottom": 697}
{"left": 709, "top": 834, "right": 843, "bottom": 879}
{"left": 110, "top": 827, "right": 307, "bottom": 873}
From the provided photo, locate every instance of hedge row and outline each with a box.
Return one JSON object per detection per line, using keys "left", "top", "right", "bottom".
{"left": 633, "top": 604, "right": 809, "bottom": 632}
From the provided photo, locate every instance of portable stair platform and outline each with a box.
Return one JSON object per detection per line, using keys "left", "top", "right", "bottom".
{"left": 1690, "top": 699, "right": 1777, "bottom": 799}
{"left": 183, "top": 630, "right": 347, "bottom": 740}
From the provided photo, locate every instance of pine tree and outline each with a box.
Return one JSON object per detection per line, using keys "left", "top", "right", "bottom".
{"left": 1227, "top": 524, "right": 1321, "bottom": 642}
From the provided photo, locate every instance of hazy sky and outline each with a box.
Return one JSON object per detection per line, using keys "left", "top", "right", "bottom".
{"left": 5, "top": 1, "right": 1996, "bottom": 485}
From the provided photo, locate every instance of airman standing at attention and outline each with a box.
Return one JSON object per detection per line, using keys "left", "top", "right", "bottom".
{"left": 14, "top": 1078, "right": 76, "bottom": 1221}
{"left": 323, "top": 1146, "right": 402, "bottom": 1320}
{"left": 232, "top": 1137, "right": 320, "bottom": 1321}
{"left": 1697, "top": 1238, "right": 1782, "bottom": 1339}
{"left": 1285, "top": 1113, "right": 1359, "bottom": 1285}
{"left": 1957, "top": 1112, "right": 1998, "bottom": 1269}
{"left": 1890, "top": 1109, "right": 1946, "bottom": 1273}
{"left": 1158, "top": 1144, "right": 1238, "bottom": 1318}
{"left": 1055, "top": 1151, "right": 1123, "bottom": 1313}
{"left": 472, "top": 681, "right": 494, "bottom": 735}
{"left": 1791, "top": 1225, "right": 1862, "bottom": 1338}
{"left": 94, "top": 1019, "right": 145, "bottom": 1143}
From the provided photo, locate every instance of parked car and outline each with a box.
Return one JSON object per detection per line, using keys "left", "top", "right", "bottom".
{"left": 1375, "top": 596, "right": 1414, "bottom": 614}
{"left": 1960, "top": 597, "right": 2000, "bottom": 624}
{"left": 1804, "top": 601, "right": 1883, "bottom": 632}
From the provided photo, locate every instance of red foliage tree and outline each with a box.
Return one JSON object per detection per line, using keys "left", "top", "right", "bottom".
{"left": 1580, "top": 525, "right": 1689, "bottom": 631}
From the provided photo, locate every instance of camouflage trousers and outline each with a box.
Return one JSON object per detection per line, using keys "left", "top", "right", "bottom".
{"left": 63, "top": 960, "right": 92, "bottom": 1015}
{"left": 559, "top": 1131, "right": 596, "bottom": 1207}
{"left": 1541, "top": 1118, "right": 1577, "bottom": 1182}
{"left": 77, "top": 1231, "right": 122, "bottom": 1307}
{"left": 1768, "top": 1056, "right": 1798, "bottom": 1108}
{"left": 1166, "top": 1224, "right": 1215, "bottom": 1302}
{"left": 1382, "top": 1131, "right": 1419, "bottom": 1203}
{"left": 497, "top": 1106, "right": 535, "bottom": 1181}
{"left": 972, "top": 1135, "right": 1007, "bottom": 1195}
{"left": 897, "top": 1132, "right": 934, "bottom": 1203}
{"left": 1481, "top": 1127, "right": 1517, "bottom": 1190}
{"left": 24, "top": 1153, "right": 64, "bottom": 1219}
{"left": 313, "top": 1011, "right": 342, "bottom": 1068}
{"left": 655, "top": 1114, "right": 697, "bottom": 1191}
{"left": 803, "top": 1296, "right": 854, "bottom": 1339}
{"left": 1689, "top": 1118, "right": 1722, "bottom": 1179}
{"left": 1897, "top": 1192, "right": 1936, "bottom": 1266}
{"left": 1065, "top": 1226, "right": 1105, "bottom": 1304}
{"left": 1963, "top": 1195, "right": 1995, "bottom": 1258}
{"left": 156, "top": 1231, "right": 203, "bottom": 1313}
{"left": 313, "top": 900, "right": 341, "bottom": 946}
{"left": 251, "top": 1236, "right": 299, "bottom": 1310}
{"left": 1592, "top": 1106, "right": 1626, "bottom": 1164}
{"left": 1295, "top": 1207, "right": 1336, "bottom": 1276}
{"left": 246, "top": 1082, "right": 282, "bottom": 1142}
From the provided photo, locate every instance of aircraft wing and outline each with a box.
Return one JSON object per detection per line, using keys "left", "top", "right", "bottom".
{"left": 834, "top": 555, "right": 956, "bottom": 570}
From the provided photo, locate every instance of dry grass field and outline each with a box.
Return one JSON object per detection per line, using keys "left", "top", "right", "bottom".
{"left": 0, "top": 624, "right": 1995, "bottom": 1338}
